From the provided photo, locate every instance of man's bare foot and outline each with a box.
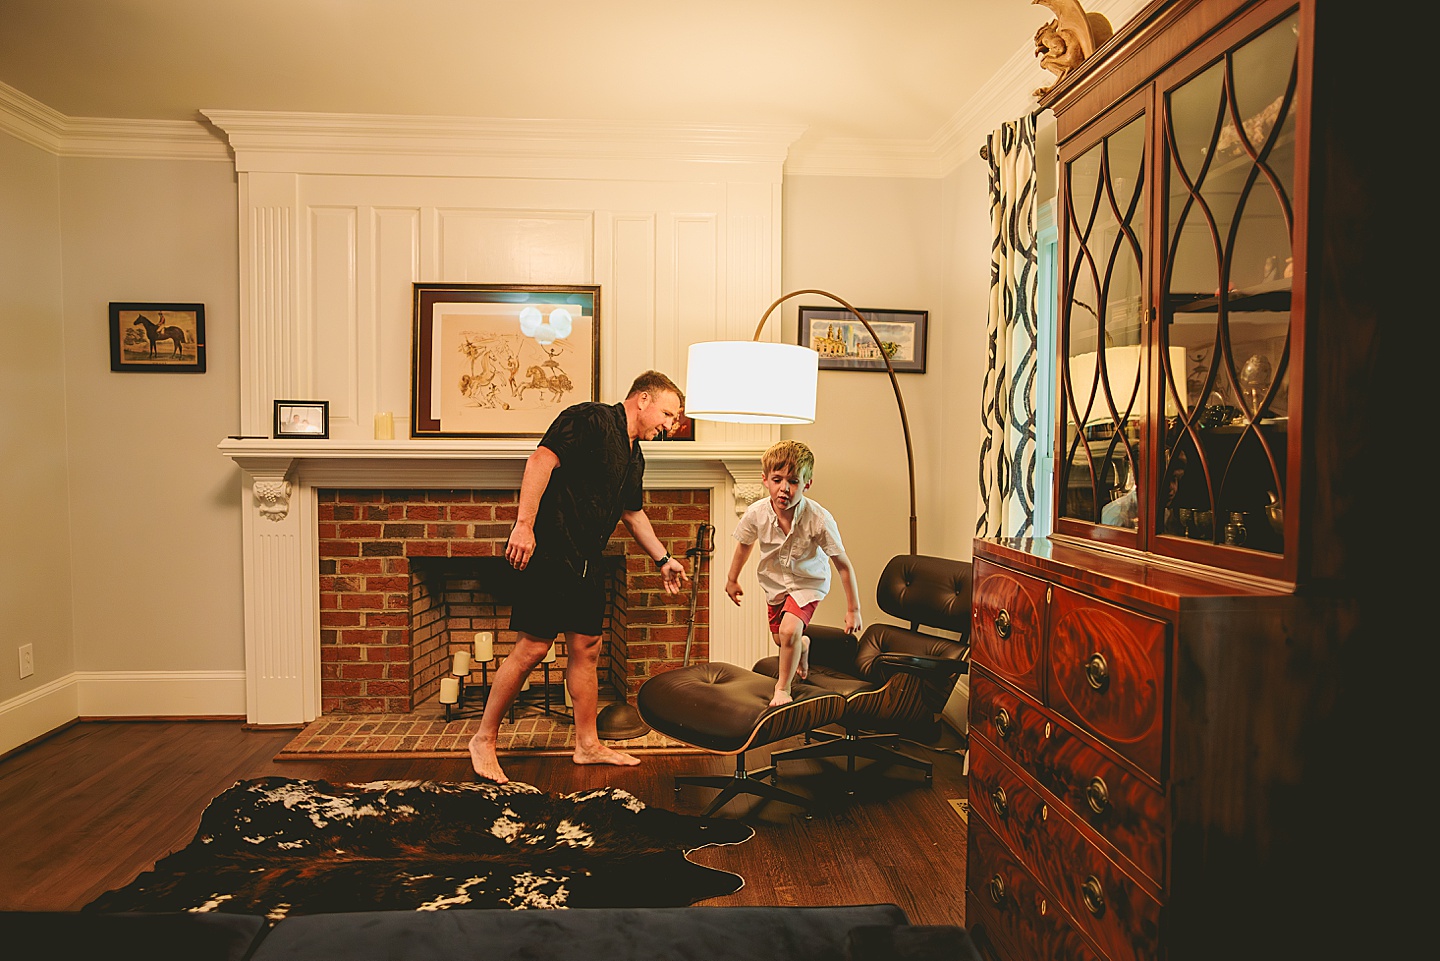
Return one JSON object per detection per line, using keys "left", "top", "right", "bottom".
{"left": 469, "top": 733, "right": 508, "bottom": 783}
{"left": 573, "top": 744, "right": 641, "bottom": 767}
{"left": 769, "top": 689, "right": 794, "bottom": 708}
{"left": 797, "top": 634, "right": 811, "bottom": 680}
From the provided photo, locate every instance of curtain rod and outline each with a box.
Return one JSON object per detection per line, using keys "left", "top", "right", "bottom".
{"left": 979, "top": 107, "right": 1044, "bottom": 160}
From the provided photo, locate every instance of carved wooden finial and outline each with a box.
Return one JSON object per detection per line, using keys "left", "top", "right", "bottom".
{"left": 1032, "top": 0, "right": 1114, "bottom": 97}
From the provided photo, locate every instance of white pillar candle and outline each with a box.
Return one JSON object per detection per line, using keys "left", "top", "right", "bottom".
{"left": 542, "top": 644, "right": 557, "bottom": 663}
{"left": 439, "top": 676, "right": 460, "bottom": 704}
{"left": 474, "top": 631, "right": 494, "bottom": 662}
{"left": 452, "top": 650, "right": 471, "bottom": 676}
{"left": 564, "top": 682, "right": 573, "bottom": 707}
{"left": 521, "top": 677, "right": 531, "bottom": 692}
{"left": 373, "top": 411, "right": 395, "bottom": 440}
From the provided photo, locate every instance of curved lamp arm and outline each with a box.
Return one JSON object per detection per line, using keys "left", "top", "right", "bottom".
{"left": 754, "top": 288, "right": 917, "bottom": 555}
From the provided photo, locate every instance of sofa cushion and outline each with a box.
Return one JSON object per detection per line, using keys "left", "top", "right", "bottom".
{"left": 250, "top": 904, "right": 910, "bottom": 961}
{"left": 0, "top": 910, "right": 267, "bottom": 961}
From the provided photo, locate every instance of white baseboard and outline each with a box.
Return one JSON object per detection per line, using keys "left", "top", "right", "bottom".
{"left": 941, "top": 673, "right": 969, "bottom": 736}
{"left": 0, "top": 670, "right": 247, "bottom": 756}
{"left": 0, "top": 674, "right": 79, "bottom": 756}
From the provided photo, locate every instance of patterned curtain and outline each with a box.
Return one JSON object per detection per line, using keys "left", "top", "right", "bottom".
{"left": 976, "top": 113, "right": 1039, "bottom": 539}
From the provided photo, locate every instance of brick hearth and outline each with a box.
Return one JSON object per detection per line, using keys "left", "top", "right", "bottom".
{"left": 317, "top": 488, "right": 711, "bottom": 714}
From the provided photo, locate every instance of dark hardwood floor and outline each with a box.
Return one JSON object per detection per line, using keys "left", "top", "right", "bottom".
{"left": 0, "top": 720, "right": 970, "bottom": 926}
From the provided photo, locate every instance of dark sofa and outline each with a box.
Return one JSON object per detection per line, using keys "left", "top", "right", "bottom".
{"left": 6, "top": 904, "right": 981, "bottom": 961}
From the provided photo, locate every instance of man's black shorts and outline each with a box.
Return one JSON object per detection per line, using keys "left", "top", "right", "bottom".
{"left": 508, "top": 556, "right": 606, "bottom": 640}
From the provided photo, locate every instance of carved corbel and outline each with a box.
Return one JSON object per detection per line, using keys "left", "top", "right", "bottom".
{"left": 1032, "top": 0, "right": 1113, "bottom": 96}
{"left": 253, "top": 475, "right": 294, "bottom": 521}
{"left": 721, "top": 456, "right": 765, "bottom": 516}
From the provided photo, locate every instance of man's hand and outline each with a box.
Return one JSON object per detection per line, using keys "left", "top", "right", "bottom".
{"left": 725, "top": 579, "right": 744, "bottom": 606}
{"left": 659, "top": 556, "right": 688, "bottom": 595}
{"left": 506, "top": 522, "right": 536, "bottom": 570}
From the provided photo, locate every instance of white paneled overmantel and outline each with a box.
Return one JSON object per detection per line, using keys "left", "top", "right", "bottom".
{"left": 208, "top": 110, "right": 790, "bottom": 724}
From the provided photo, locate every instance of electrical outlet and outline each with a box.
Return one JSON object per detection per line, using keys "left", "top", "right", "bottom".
{"left": 18, "top": 644, "right": 34, "bottom": 679}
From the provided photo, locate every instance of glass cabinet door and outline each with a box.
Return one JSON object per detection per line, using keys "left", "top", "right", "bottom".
{"left": 1157, "top": 11, "right": 1298, "bottom": 559}
{"left": 1057, "top": 111, "right": 1148, "bottom": 536}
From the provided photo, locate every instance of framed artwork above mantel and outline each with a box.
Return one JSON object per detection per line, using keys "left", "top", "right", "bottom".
{"left": 411, "top": 284, "right": 600, "bottom": 438}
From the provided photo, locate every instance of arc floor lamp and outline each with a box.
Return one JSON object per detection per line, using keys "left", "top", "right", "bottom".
{"left": 685, "top": 288, "right": 918, "bottom": 555}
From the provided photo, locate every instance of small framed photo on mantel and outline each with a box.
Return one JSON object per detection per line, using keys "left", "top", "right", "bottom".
{"left": 798, "top": 306, "right": 928, "bottom": 374}
{"left": 109, "top": 302, "right": 206, "bottom": 373}
{"left": 273, "top": 400, "right": 329, "bottom": 439}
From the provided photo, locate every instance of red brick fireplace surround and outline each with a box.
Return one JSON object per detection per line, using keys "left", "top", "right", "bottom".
{"left": 318, "top": 488, "right": 711, "bottom": 714}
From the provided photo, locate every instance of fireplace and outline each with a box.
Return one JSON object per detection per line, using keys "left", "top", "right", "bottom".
{"left": 318, "top": 488, "right": 688, "bottom": 714}
{"left": 218, "top": 442, "right": 766, "bottom": 726}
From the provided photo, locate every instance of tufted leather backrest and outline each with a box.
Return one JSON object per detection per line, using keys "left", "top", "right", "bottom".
{"left": 874, "top": 554, "right": 973, "bottom": 634}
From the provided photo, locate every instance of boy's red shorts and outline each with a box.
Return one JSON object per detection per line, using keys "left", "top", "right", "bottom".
{"left": 767, "top": 595, "right": 819, "bottom": 634}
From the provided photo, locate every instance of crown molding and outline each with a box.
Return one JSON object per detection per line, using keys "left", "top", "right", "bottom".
{"left": 0, "top": 80, "right": 230, "bottom": 160}
{"left": 201, "top": 109, "right": 807, "bottom": 178}
{"left": 0, "top": 81, "right": 65, "bottom": 153}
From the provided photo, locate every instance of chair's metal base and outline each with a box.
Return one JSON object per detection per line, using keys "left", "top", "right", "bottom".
{"left": 771, "top": 728, "right": 933, "bottom": 791}
{"left": 675, "top": 754, "right": 813, "bottom": 818}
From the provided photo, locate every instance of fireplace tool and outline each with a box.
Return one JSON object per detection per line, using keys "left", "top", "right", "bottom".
{"left": 597, "top": 523, "right": 716, "bottom": 740}
{"left": 682, "top": 523, "right": 716, "bottom": 667}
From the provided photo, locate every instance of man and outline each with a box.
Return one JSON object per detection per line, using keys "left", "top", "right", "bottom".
{"left": 469, "top": 370, "right": 689, "bottom": 783}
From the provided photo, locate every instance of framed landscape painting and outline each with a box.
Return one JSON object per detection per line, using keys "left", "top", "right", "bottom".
{"left": 109, "top": 302, "right": 206, "bottom": 373}
{"left": 411, "top": 284, "right": 600, "bottom": 438}
{"left": 798, "top": 306, "right": 927, "bottom": 374}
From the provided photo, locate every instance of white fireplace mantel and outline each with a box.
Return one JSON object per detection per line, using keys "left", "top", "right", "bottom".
{"left": 221, "top": 438, "right": 765, "bottom": 725}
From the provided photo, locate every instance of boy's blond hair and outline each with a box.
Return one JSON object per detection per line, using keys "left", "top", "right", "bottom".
{"left": 762, "top": 440, "right": 815, "bottom": 482}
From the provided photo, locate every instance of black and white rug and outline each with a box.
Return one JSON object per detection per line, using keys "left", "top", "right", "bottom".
{"left": 85, "top": 777, "right": 752, "bottom": 920}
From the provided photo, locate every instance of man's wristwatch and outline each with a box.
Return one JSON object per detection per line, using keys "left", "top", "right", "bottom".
{"left": 654, "top": 553, "right": 670, "bottom": 569}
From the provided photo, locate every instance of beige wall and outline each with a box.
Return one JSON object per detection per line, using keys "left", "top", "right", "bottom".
{"left": 780, "top": 173, "right": 988, "bottom": 627}
{"left": 0, "top": 132, "right": 72, "bottom": 714}
{"left": 57, "top": 157, "right": 243, "bottom": 675}
{"left": 1, "top": 131, "right": 1001, "bottom": 742}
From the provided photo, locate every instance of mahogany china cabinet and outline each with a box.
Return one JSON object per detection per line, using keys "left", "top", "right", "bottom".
{"left": 966, "top": 2, "right": 1387, "bottom": 959}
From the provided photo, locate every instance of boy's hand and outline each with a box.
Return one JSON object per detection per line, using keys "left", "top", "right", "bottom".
{"left": 725, "top": 579, "right": 744, "bottom": 606}
{"left": 844, "top": 609, "right": 863, "bottom": 636}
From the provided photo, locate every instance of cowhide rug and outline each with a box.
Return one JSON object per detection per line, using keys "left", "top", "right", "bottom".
{"left": 84, "top": 776, "right": 753, "bottom": 919}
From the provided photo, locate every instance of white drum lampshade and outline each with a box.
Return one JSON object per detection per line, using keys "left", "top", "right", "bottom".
{"left": 685, "top": 341, "right": 818, "bottom": 424}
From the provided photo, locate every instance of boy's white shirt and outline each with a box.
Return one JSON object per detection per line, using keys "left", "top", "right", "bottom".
{"left": 733, "top": 495, "right": 846, "bottom": 606}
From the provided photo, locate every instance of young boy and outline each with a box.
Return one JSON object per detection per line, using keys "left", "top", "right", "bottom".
{"left": 724, "top": 440, "right": 862, "bottom": 707}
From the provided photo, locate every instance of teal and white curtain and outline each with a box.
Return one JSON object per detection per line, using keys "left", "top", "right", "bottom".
{"left": 976, "top": 114, "right": 1039, "bottom": 539}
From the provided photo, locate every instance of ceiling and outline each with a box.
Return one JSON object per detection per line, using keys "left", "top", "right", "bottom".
{"left": 0, "top": 0, "right": 1105, "bottom": 152}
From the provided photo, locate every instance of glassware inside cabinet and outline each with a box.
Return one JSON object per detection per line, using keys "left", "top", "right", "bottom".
{"left": 1060, "top": 115, "right": 1147, "bottom": 530}
{"left": 1158, "top": 11, "right": 1298, "bottom": 555}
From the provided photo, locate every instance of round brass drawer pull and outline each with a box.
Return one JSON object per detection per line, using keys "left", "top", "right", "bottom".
{"left": 1084, "top": 653, "right": 1109, "bottom": 691}
{"left": 990, "top": 786, "right": 1008, "bottom": 820}
{"left": 988, "top": 874, "right": 1006, "bottom": 905}
{"left": 1085, "top": 776, "right": 1109, "bottom": 815}
{"left": 1081, "top": 876, "right": 1106, "bottom": 917}
{"left": 994, "top": 608, "right": 1012, "bottom": 639}
{"left": 993, "top": 708, "right": 1013, "bottom": 739}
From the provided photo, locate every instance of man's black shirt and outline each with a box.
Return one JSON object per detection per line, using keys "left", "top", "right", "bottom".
{"left": 531, "top": 401, "right": 644, "bottom": 575}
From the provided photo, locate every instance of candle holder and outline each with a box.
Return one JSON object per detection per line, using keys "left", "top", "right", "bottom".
{"left": 507, "top": 642, "right": 571, "bottom": 723}
{"left": 442, "top": 644, "right": 492, "bottom": 723}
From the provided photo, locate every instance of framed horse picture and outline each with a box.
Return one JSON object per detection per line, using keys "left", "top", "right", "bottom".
{"left": 109, "top": 302, "right": 206, "bottom": 373}
{"left": 411, "top": 283, "right": 600, "bottom": 438}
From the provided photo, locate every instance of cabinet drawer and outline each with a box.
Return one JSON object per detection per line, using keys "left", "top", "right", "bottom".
{"left": 968, "top": 816, "right": 1103, "bottom": 961}
{"left": 971, "top": 672, "right": 1166, "bottom": 885}
{"left": 971, "top": 559, "right": 1048, "bottom": 700}
{"left": 1048, "top": 587, "right": 1168, "bottom": 779}
{"left": 970, "top": 738, "right": 1161, "bottom": 961}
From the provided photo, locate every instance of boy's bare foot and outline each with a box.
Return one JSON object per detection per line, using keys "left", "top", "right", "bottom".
{"left": 769, "top": 689, "right": 794, "bottom": 708}
{"left": 573, "top": 744, "right": 641, "bottom": 767}
{"left": 468, "top": 733, "right": 508, "bottom": 784}
{"left": 797, "top": 634, "right": 811, "bottom": 680}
